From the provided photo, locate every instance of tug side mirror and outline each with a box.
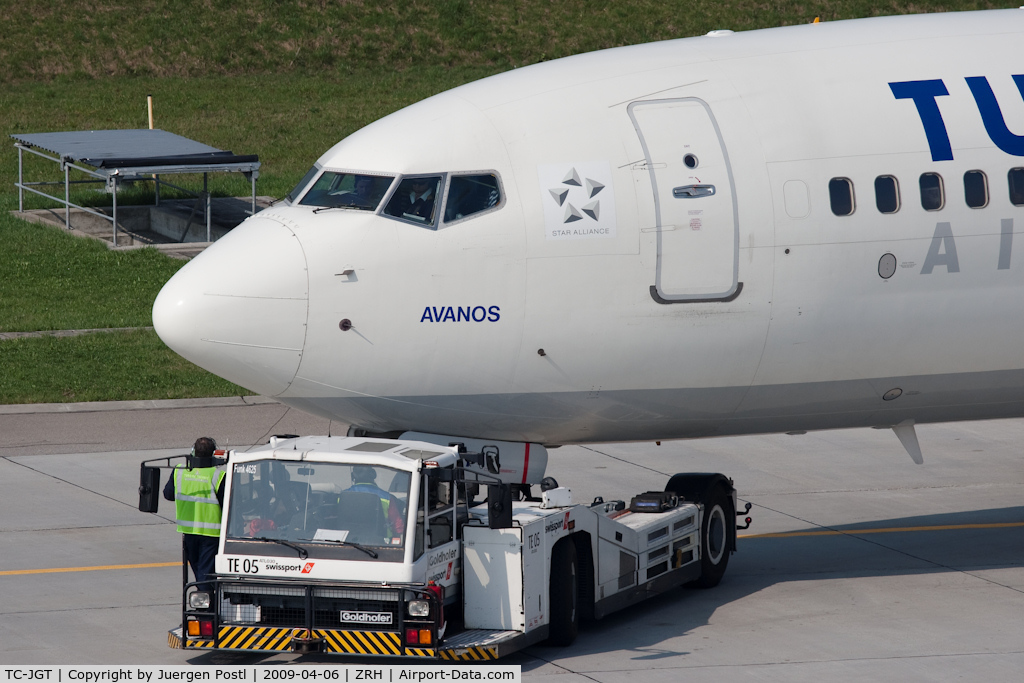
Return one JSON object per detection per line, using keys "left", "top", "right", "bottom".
{"left": 482, "top": 445, "right": 500, "bottom": 474}
{"left": 139, "top": 465, "right": 161, "bottom": 513}
{"left": 487, "top": 484, "right": 513, "bottom": 529}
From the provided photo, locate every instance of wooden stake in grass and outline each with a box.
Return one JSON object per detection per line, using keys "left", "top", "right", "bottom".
{"left": 148, "top": 94, "right": 157, "bottom": 185}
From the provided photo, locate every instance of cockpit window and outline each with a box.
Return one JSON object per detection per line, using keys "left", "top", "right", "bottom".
{"left": 286, "top": 165, "right": 320, "bottom": 204}
{"left": 299, "top": 172, "right": 394, "bottom": 211}
{"left": 384, "top": 176, "right": 443, "bottom": 226}
{"left": 444, "top": 174, "right": 502, "bottom": 223}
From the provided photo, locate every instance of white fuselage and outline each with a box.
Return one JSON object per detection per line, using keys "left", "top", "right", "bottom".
{"left": 153, "top": 10, "right": 1024, "bottom": 444}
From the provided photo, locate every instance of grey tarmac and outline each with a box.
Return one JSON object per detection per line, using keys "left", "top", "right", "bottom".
{"left": 1, "top": 398, "right": 1022, "bottom": 682}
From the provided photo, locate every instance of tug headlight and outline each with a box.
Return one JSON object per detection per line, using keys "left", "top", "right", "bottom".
{"left": 189, "top": 592, "right": 211, "bottom": 610}
{"left": 407, "top": 600, "right": 430, "bottom": 617}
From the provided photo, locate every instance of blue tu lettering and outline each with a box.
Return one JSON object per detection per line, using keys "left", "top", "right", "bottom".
{"left": 965, "top": 75, "right": 1024, "bottom": 157}
{"left": 889, "top": 80, "right": 953, "bottom": 161}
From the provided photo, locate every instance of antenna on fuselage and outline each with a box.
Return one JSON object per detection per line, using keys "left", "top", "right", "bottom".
{"left": 892, "top": 419, "right": 923, "bottom": 464}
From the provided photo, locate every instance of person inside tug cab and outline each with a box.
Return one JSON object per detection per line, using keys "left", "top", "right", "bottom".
{"left": 346, "top": 465, "right": 406, "bottom": 536}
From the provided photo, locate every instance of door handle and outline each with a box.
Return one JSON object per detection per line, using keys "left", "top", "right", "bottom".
{"left": 673, "top": 184, "right": 716, "bottom": 198}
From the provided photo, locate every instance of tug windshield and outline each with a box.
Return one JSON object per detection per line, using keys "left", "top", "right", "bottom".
{"left": 226, "top": 460, "right": 411, "bottom": 551}
{"left": 298, "top": 172, "right": 393, "bottom": 210}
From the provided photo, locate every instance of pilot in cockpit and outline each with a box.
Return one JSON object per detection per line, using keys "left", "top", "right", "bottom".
{"left": 387, "top": 177, "right": 438, "bottom": 222}
{"left": 352, "top": 176, "right": 376, "bottom": 208}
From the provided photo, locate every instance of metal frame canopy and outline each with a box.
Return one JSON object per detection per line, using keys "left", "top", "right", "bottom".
{"left": 11, "top": 129, "right": 261, "bottom": 246}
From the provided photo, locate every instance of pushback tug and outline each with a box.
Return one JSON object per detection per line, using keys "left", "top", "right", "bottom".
{"left": 139, "top": 435, "right": 750, "bottom": 660}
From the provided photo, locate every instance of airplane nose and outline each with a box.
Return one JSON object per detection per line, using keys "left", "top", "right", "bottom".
{"left": 152, "top": 214, "right": 308, "bottom": 397}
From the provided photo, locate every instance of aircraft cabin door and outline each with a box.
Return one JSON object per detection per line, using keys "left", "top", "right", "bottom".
{"left": 629, "top": 98, "right": 741, "bottom": 302}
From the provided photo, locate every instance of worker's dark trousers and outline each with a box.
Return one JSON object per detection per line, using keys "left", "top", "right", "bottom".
{"left": 184, "top": 533, "right": 219, "bottom": 594}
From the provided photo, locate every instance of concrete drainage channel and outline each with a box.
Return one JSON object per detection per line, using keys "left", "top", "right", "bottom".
{"left": 0, "top": 326, "right": 155, "bottom": 341}
{"left": 11, "top": 195, "right": 276, "bottom": 260}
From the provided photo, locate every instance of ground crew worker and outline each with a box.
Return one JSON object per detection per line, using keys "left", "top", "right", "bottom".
{"left": 347, "top": 465, "right": 405, "bottom": 536}
{"left": 163, "top": 437, "right": 225, "bottom": 593}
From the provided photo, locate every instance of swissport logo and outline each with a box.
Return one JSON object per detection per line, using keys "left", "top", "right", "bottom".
{"left": 302, "top": 562, "right": 315, "bottom": 574}
{"left": 339, "top": 611, "right": 393, "bottom": 625}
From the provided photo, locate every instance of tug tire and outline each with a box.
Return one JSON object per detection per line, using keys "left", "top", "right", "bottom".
{"left": 546, "top": 538, "right": 579, "bottom": 646}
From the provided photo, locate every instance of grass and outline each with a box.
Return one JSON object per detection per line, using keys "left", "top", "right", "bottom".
{"left": 3, "top": 68, "right": 505, "bottom": 203}
{"left": 0, "top": 1, "right": 1011, "bottom": 84}
{"left": 0, "top": 69, "right": 494, "bottom": 404}
{"left": 0, "top": 211, "right": 183, "bottom": 332}
{"left": 0, "top": 329, "right": 247, "bottom": 404}
{"left": 0, "top": 0, "right": 1018, "bottom": 404}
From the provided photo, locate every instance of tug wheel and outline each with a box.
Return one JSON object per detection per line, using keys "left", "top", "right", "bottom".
{"left": 546, "top": 538, "right": 579, "bottom": 646}
{"left": 692, "top": 484, "right": 733, "bottom": 588}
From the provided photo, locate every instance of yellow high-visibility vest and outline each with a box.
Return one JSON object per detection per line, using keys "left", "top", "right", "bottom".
{"left": 174, "top": 465, "right": 226, "bottom": 537}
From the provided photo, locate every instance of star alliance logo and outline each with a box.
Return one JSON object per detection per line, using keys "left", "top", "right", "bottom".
{"left": 538, "top": 161, "right": 616, "bottom": 240}
{"left": 548, "top": 167, "right": 605, "bottom": 223}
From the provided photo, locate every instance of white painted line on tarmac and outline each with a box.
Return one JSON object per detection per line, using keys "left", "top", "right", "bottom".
{"left": 742, "top": 521, "right": 1024, "bottom": 539}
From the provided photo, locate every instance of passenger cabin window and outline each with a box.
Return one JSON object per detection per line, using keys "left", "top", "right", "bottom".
{"left": 444, "top": 174, "right": 501, "bottom": 223}
{"left": 286, "top": 165, "right": 320, "bottom": 203}
{"left": 298, "top": 172, "right": 393, "bottom": 210}
{"left": 829, "top": 178, "right": 854, "bottom": 216}
{"left": 964, "top": 171, "right": 988, "bottom": 209}
{"left": 1009, "top": 168, "right": 1024, "bottom": 206}
{"left": 874, "top": 176, "right": 900, "bottom": 214}
{"left": 920, "top": 173, "right": 944, "bottom": 211}
{"left": 384, "top": 176, "right": 443, "bottom": 226}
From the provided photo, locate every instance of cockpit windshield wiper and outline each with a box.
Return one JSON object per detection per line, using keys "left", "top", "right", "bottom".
{"left": 252, "top": 536, "right": 309, "bottom": 560}
{"left": 299, "top": 537, "right": 379, "bottom": 559}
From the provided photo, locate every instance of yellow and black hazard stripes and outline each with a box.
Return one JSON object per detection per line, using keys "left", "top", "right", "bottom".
{"left": 172, "top": 625, "right": 410, "bottom": 655}
{"left": 316, "top": 629, "right": 402, "bottom": 655}
{"left": 168, "top": 626, "right": 215, "bottom": 650}
{"left": 167, "top": 630, "right": 182, "bottom": 649}
{"left": 440, "top": 646, "right": 499, "bottom": 661}
{"left": 217, "top": 626, "right": 293, "bottom": 651}
{"left": 181, "top": 638, "right": 215, "bottom": 649}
